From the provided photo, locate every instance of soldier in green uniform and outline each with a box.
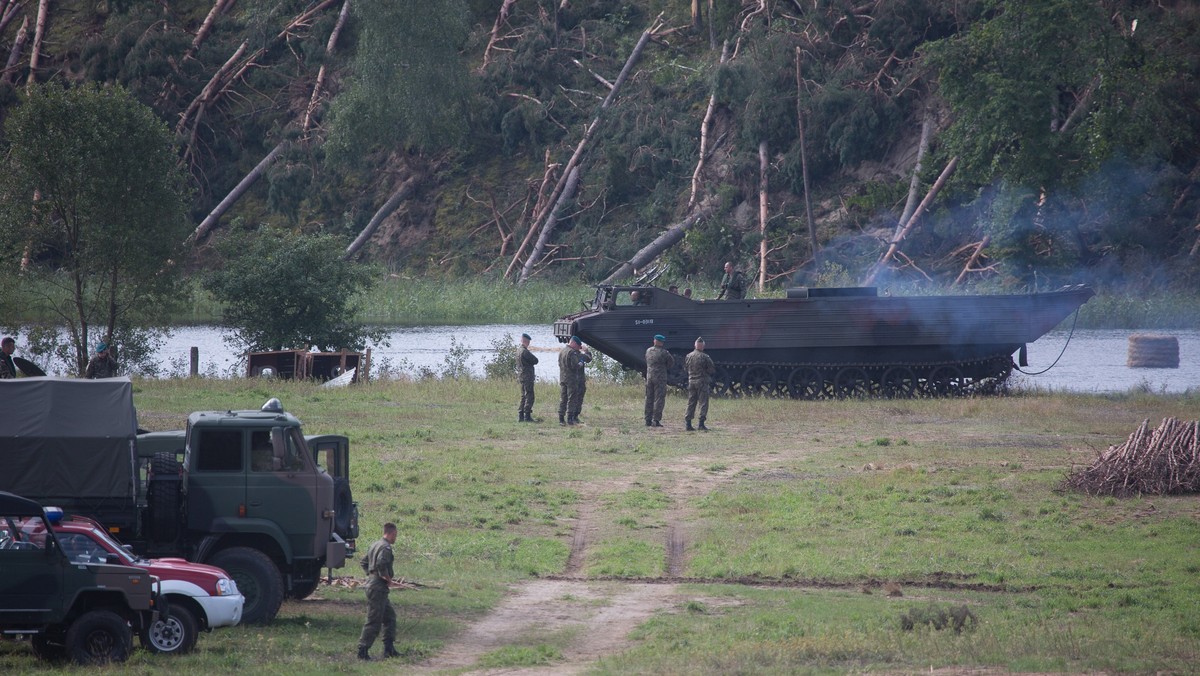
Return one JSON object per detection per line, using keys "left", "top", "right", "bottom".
{"left": 0, "top": 337, "right": 16, "bottom": 379}
{"left": 517, "top": 333, "right": 540, "bottom": 422}
{"left": 557, "top": 336, "right": 590, "bottom": 425}
{"left": 684, "top": 337, "right": 716, "bottom": 431}
{"left": 357, "top": 522, "right": 401, "bottom": 660}
{"left": 717, "top": 262, "right": 747, "bottom": 300}
{"left": 643, "top": 334, "right": 674, "bottom": 427}
{"left": 84, "top": 342, "right": 118, "bottom": 379}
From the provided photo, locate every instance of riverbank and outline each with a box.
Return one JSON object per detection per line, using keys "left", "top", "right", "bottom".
{"left": 8, "top": 275, "right": 1200, "bottom": 329}
{"left": 4, "top": 379, "right": 1195, "bottom": 673}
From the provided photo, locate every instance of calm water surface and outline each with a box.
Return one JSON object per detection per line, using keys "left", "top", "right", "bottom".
{"left": 155, "top": 325, "right": 1199, "bottom": 393}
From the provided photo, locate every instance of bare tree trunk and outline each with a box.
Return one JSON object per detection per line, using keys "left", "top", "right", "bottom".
{"left": 0, "top": 1, "right": 22, "bottom": 37}
{"left": 25, "top": 0, "right": 46, "bottom": 90}
{"left": 519, "top": 167, "right": 579, "bottom": 284}
{"left": 898, "top": 106, "right": 933, "bottom": 238}
{"left": 527, "top": 14, "right": 663, "bottom": 238}
{"left": 190, "top": 142, "right": 286, "bottom": 244}
{"left": 953, "top": 234, "right": 990, "bottom": 286}
{"left": 302, "top": 0, "right": 350, "bottom": 133}
{"left": 505, "top": 150, "right": 557, "bottom": 280}
{"left": 479, "top": 0, "right": 516, "bottom": 72}
{"left": 1, "top": 15, "right": 28, "bottom": 85}
{"left": 516, "top": 13, "right": 664, "bottom": 284}
{"left": 601, "top": 198, "right": 719, "bottom": 284}
{"left": 186, "top": 0, "right": 237, "bottom": 62}
{"left": 707, "top": 0, "right": 715, "bottom": 50}
{"left": 344, "top": 173, "right": 422, "bottom": 260}
{"left": 863, "top": 156, "right": 958, "bottom": 285}
{"left": 690, "top": 0, "right": 702, "bottom": 31}
{"left": 688, "top": 40, "right": 729, "bottom": 209}
{"left": 176, "top": 41, "right": 247, "bottom": 138}
{"left": 794, "top": 47, "right": 818, "bottom": 266}
{"left": 758, "top": 140, "right": 768, "bottom": 293}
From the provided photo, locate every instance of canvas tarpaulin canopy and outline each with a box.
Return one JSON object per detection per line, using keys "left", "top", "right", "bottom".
{"left": 0, "top": 377, "right": 138, "bottom": 500}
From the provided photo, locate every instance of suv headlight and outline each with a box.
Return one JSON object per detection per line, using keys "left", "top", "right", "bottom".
{"left": 216, "top": 577, "right": 238, "bottom": 596}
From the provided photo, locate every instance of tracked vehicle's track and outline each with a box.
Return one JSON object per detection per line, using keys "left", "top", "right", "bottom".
{"left": 669, "top": 355, "right": 1013, "bottom": 399}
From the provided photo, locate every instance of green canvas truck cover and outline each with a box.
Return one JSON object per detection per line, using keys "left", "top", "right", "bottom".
{"left": 0, "top": 377, "right": 138, "bottom": 501}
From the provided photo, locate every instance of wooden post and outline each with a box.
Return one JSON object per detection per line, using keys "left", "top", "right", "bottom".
{"left": 190, "top": 346, "right": 199, "bottom": 377}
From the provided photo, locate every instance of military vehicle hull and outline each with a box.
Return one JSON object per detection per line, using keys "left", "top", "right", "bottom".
{"left": 554, "top": 285, "right": 1094, "bottom": 398}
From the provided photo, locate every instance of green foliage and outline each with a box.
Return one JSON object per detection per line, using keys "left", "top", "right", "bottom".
{"left": 326, "top": 0, "right": 474, "bottom": 159}
{"left": 0, "top": 82, "right": 189, "bottom": 374}
{"left": 202, "top": 228, "right": 387, "bottom": 352}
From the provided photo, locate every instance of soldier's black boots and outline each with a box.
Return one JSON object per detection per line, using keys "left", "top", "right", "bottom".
{"left": 383, "top": 641, "right": 401, "bottom": 659}
{"left": 646, "top": 418, "right": 653, "bottom": 427}
{"left": 653, "top": 420, "right": 663, "bottom": 427}
{"left": 519, "top": 412, "right": 526, "bottom": 422}
{"left": 698, "top": 418, "right": 709, "bottom": 431}
{"left": 357, "top": 646, "right": 370, "bottom": 660}
{"left": 559, "top": 414, "right": 566, "bottom": 425}
{"left": 685, "top": 420, "right": 695, "bottom": 431}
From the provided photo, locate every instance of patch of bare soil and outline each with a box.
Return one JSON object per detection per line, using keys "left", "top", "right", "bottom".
{"left": 415, "top": 579, "right": 680, "bottom": 675}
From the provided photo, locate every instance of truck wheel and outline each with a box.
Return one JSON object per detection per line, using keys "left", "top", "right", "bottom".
{"left": 30, "top": 634, "right": 67, "bottom": 661}
{"left": 209, "top": 547, "right": 284, "bottom": 625}
{"left": 139, "top": 603, "right": 198, "bottom": 655}
{"left": 65, "top": 610, "right": 132, "bottom": 665}
{"left": 149, "top": 452, "right": 183, "bottom": 543}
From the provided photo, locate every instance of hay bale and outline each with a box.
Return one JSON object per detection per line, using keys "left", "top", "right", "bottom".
{"left": 1127, "top": 334, "right": 1179, "bottom": 368}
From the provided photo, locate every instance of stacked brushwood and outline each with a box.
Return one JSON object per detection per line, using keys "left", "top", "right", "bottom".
{"left": 1064, "top": 418, "right": 1200, "bottom": 496}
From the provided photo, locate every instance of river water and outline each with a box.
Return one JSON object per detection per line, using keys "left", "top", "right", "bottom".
{"left": 142, "top": 325, "right": 1198, "bottom": 394}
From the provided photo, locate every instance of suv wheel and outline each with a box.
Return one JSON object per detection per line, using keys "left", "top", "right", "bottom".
{"left": 209, "top": 547, "right": 284, "bottom": 624}
{"left": 65, "top": 610, "right": 132, "bottom": 665}
{"left": 140, "top": 603, "right": 198, "bottom": 654}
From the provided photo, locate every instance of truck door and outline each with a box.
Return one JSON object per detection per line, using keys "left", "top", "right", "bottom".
{"left": 0, "top": 516, "right": 64, "bottom": 624}
{"left": 244, "top": 427, "right": 318, "bottom": 559}
{"left": 187, "top": 428, "right": 247, "bottom": 531}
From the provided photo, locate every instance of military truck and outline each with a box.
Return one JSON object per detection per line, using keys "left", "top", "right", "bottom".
{"left": 1, "top": 491, "right": 162, "bottom": 665}
{"left": 0, "top": 377, "right": 359, "bottom": 624}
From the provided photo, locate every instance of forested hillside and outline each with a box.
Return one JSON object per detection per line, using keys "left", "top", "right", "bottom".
{"left": 1, "top": 0, "right": 1198, "bottom": 293}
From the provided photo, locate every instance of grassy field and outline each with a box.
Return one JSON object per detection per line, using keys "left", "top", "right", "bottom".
{"left": 2, "top": 378, "right": 1198, "bottom": 674}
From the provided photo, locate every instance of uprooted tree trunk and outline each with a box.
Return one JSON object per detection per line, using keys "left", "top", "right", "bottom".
{"left": 187, "top": 0, "right": 349, "bottom": 246}
{"left": 1, "top": 15, "right": 28, "bottom": 86}
{"left": 343, "top": 173, "right": 422, "bottom": 260}
{"left": 862, "top": 156, "right": 958, "bottom": 286}
{"left": 897, "top": 105, "right": 934, "bottom": 241}
{"left": 515, "top": 13, "right": 664, "bottom": 284}
{"left": 600, "top": 197, "right": 719, "bottom": 284}
{"left": 519, "top": 166, "right": 579, "bottom": 283}
{"left": 190, "top": 142, "right": 287, "bottom": 244}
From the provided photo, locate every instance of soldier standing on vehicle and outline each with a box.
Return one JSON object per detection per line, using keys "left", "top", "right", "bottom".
{"left": 357, "top": 522, "right": 401, "bottom": 661}
{"left": 684, "top": 337, "right": 716, "bottom": 431}
{"left": 517, "top": 333, "right": 540, "bottom": 423}
{"left": 84, "top": 342, "right": 118, "bottom": 379}
{"left": 716, "top": 262, "right": 747, "bottom": 300}
{"left": 644, "top": 334, "right": 674, "bottom": 427}
{"left": 0, "top": 337, "right": 16, "bottom": 379}
{"left": 557, "top": 336, "right": 590, "bottom": 425}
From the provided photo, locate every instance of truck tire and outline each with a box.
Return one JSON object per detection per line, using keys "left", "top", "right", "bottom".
{"left": 149, "top": 452, "right": 183, "bottom": 543}
{"left": 333, "top": 477, "right": 353, "bottom": 536}
{"left": 139, "top": 603, "right": 198, "bottom": 655}
{"left": 209, "top": 547, "right": 284, "bottom": 625}
{"left": 65, "top": 610, "right": 133, "bottom": 665}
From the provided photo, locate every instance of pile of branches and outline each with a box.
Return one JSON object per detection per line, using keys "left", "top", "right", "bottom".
{"left": 1064, "top": 418, "right": 1200, "bottom": 496}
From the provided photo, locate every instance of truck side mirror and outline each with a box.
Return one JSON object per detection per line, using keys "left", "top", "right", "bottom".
{"left": 271, "top": 427, "right": 286, "bottom": 462}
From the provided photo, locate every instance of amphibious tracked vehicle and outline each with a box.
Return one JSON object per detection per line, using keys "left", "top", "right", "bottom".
{"left": 553, "top": 284, "right": 1094, "bottom": 398}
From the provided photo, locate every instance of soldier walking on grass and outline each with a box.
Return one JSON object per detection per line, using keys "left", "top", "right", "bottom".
{"left": 557, "top": 336, "right": 591, "bottom": 425}
{"left": 644, "top": 334, "right": 674, "bottom": 427}
{"left": 517, "top": 333, "right": 540, "bottom": 422}
{"left": 684, "top": 337, "right": 715, "bottom": 431}
{"left": 358, "top": 522, "right": 401, "bottom": 661}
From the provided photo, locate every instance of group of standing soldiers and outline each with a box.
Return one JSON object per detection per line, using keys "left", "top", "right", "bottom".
{"left": 517, "top": 332, "right": 716, "bottom": 432}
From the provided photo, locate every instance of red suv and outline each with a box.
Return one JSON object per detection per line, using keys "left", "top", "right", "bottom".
{"left": 42, "top": 510, "right": 244, "bottom": 654}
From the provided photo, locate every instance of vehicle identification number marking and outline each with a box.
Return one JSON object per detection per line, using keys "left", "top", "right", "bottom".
{"left": 634, "top": 319, "right": 655, "bottom": 325}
